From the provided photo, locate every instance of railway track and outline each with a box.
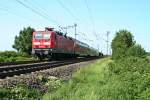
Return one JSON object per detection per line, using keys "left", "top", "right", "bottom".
{"left": 0, "top": 57, "right": 98, "bottom": 79}
{"left": 0, "top": 60, "right": 44, "bottom": 67}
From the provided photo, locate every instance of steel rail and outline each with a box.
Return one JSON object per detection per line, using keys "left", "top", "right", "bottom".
{"left": 0, "top": 60, "right": 45, "bottom": 67}
{"left": 0, "top": 57, "right": 99, "bottom": 79}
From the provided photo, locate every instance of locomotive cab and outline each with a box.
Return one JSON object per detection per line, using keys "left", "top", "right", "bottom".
{"left": 32, "top": 28, "right": 55, "bottom": 60}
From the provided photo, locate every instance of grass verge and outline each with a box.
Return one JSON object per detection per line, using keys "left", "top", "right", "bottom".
{"left": 0, "top": 51, "right": 36, "bottom": 62}
{"left": 43, "top": 58, "right": 111, "bottom": 100}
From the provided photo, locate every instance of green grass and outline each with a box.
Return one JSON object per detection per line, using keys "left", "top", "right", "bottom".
{"left": 43, "top": 58, "right": 111, "bottom": 100}
{"left": 147, "top": 55, "right": 150, "bottom": 60}
{"left": 43, "top": 57, "right": 150, "bottom": 100}
{"left": 0, "top": 51, "right": 36, "bottom": 62}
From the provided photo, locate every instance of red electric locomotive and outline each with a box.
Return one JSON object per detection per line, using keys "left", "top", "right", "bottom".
{"left": 32, "top": 27, "right": 99, "bottom": 60}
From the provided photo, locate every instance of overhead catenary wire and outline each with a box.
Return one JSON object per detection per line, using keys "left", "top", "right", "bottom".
{"left": 56, "top": 0, "right": 80, "bottom": 23}
{"left": 84, "top": 0, "right": 97, "bottom": 38}
{"left": 64, "top": 0, "right": 86, "bottom": 27}
{"left": 58, "top": 0, "right": 97, "bottom": 45}
{"left": 84, "top": 0, "right": 111, "bottom": 52}
{"left": 84, "top": 0, "right": 108, "bottom": 41}
{"left": 84, "top": 0, "right": 102, "bottom": 51}
{"left": 25, "top": 0, "right": 62, "bottom": 27}
{"left": 56, "top": 0, "right": 94, "bottom": 39}
{"left": 78, "top": 31, "right": 95, "bottom": 47}
{"left": 0, "top": 6, "right": 42, "bottom": 24}
{"left": 0, "top": 7, "right": 27, "bottom": 20}
{"left": 15, "top": 0, "right": 61, "bottom": 27}
{"left": 78, "top": 31, "right": 99, "bottom": 42}
{"left": 78, "top": 31, "right": 92, "bottom": 41}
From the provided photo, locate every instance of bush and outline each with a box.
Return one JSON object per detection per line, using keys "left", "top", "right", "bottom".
{"left": 146, "top": 52, "right": 150, "bottom": 56}
{"left": 111, "top": 30, "right": 146, "bottom": 60}
{"left": 0, "top": 51, "right": 19, "bottom": 62}
{"left": 111, "top": 30, "right": 134, "bottom": 60}
{"left": 0, "top": 57, "right": 5, "bottom": 62}
{"left": 12, "top": 27, "right": 34, "bottom": 55}
{"left": 0, "top": 88, "right": 10, "bottom": 100}
{"left": 0, "top": 84, "right": 41, "bottom": 100}
{"left": 99, "top": 52, "right": 104, "bottom": 57}
{"left": 108, "top": 57, "right": 150, "bottom": 99}
{"left": 44, "top": 76, "right": 61, "bottom": 92}
{"left": 109, "top": 29, "right": 149, "bottom": 99}
{"left": 0, "top": 51, "right": 19, "bottom": 58}
{"left": 0, "top": 51, "right": 36, "bottom": 62}
{"left": 126, "top": 44, "right": 146, "bottom": 58}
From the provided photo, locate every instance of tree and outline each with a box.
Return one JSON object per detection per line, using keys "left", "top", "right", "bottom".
{"left": 126, "top": 44, "right": 146, "bottom": 58}
{"left": 12, "top": 27, "right": 34, "bottom": 55}
{"left": 111, "top": 30, "right": 135, "bottom": 60}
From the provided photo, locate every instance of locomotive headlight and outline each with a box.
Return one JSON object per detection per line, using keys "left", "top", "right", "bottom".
{"left": 33, "top": 42, "right": 40, "bottom": 45}
{"left": 43, "top": 42, "right": 50, "bottom": 45}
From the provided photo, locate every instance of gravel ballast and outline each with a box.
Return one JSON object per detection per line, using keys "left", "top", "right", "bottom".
{"left": 0, "top": 60, "right": 97, "bottom": 90}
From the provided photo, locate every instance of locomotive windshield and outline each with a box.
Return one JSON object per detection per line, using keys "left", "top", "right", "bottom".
{"left": 34, "top": 33, "right": 50, "bottom": 39}
{"left": 43, "top": 34, "right": 50, "bottom": 39}
{"left": 34, "top": 33, "right": 42, "bottom": 39}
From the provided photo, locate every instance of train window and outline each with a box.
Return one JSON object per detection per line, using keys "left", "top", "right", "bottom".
{"left": 34, "top": 33, "right": 42, "bottom": 39}
{"left": 43, "top": 34, "right": 50, "bottom": 39}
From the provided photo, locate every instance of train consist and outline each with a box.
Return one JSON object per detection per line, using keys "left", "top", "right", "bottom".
{"left": 32, "top": 27, "right": 100, "bottom": 60}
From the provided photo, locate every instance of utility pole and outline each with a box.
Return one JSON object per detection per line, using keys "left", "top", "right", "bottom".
{"left": 59, "top": 23, "right": 77, "bottom": 55}
{"left": 59, "top": 26, "right": 68, "bottom": 34}
{"left": 74, "top": 23, "right": 77, "bottom": 55}
{"left": 59, "top": 24, "right": 77, "bottom": 35}
{"left": 106, "top": 31, "right": 110, "bottom": 55}
{"left": 97, "top": 44, "right": 100, "bottom": 51}
{"left": 74, "top": 23, "right": 77, "bottom": 40}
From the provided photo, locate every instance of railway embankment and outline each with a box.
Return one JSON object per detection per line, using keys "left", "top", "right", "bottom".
{"left": 0, "top": 58, "right": 97, "bottom": 99}
{"left": 43, "top": 56, "right": 150, "bottom": 100}
{"left": 1, "top": 55, "right": 150, "bottom": 100}
{"left": 43, "top": 58, "right": 110, "bottom": 100}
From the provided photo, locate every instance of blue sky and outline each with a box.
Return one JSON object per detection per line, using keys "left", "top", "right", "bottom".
{"left": 0, "top": 0, "right": 150, "bottom": 54}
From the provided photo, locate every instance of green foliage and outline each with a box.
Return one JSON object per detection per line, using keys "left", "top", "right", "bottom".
{"left": 0, "top": 51, "right": 20, "bottom": 57}
{"left": 107, "top": 29, "right": 149, "bottom": 99}
{"left": 0, "top": 51, "right": 20, "bottom": 62}
{"left": 126, "top": 44, "right": 146, "bottom": 58}
{"left": 0, "top": 51, "right": 36, "bottom": 62}
{"left": 111, "top": 30, "right": 146, "bottom": 60}
{"left": 37, "top": 75, "right": 61, "bottom": 92}
{"left": 11, "top": 84, "right": 41, "bottom": 100}
{"left": 43, "top": 57, "right": 150, "bottom": 100}
{"left": 147, "top": 52, "right": 150, "bottom": 56}
{"left": 12, "top": 27, "right": 34, "bottom": 55}
{"left": 0, "top": 84, "right": 41, "bottom": 100}
{"left": 111, "top": 30, "right": 134, "bottom": 60}
{"left": 43, "top": 58, "right": 111, "bottom": 100}
{"left": 45, "top": 76, "right": 61, "bottom": 92}
{"left": 108, "top": 57, "right": 150, "bottom": 100}
{"left": 0, "top": 75, "right": 62, "bottom": 99}
{"left": 99, "top": 52, "right": 104, "bottom": 57}
{"left": 0, "top": 88, "right": 10, "bottom": 100}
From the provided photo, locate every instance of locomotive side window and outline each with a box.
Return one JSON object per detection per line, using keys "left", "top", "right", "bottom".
{"left": 34, "top": 33, "right": 42, "bottom": 39}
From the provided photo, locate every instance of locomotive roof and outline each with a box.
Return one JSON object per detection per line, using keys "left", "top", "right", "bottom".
{"left": 34, "top": 29, "right": 99, "bottom": 52}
